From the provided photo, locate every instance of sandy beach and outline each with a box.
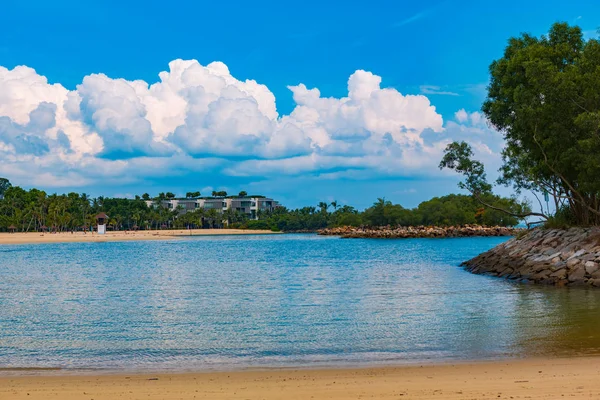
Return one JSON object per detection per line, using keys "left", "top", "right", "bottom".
{"left": 0, "top": 229, "right": 281, "bottom": 245}
{"left": 1, "top": 357, "right": 599, "bottom": 399}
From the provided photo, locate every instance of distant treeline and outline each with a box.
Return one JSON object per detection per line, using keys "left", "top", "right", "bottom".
{"left": 250, "top": 194, "right": 525, "bottom": 232}
{"left": 0, "top": 177, "right": 525, "bottom": 232}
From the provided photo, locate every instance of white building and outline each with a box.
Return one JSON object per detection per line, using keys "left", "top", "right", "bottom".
{"left": 145, "top": 196, "right": 279, "bottom": 220}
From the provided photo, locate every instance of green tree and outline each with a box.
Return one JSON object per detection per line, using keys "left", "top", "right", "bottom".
{"left": 0, "top": 178, "right": 11, "bottom": 197}
{"left": 481, "top": 22, "right": 600, "bottom": 225}
{"left": 238, "top": 191, "right": 248, "bottom": 197}
{"left": 440, "top": 141, "right": 537, "bottom": 223}
{"left": 317, "top": 202, "right": 329, "bottom": 214}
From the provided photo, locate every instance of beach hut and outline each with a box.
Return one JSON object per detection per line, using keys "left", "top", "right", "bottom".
{"left": 39, "top": 225, "right": 47, "bottom": 232}
{"left": 132, "top": 224, "right": 139, "bottom": 231}
{"left": 8, "top": 224, "right": 16, "bottom": 233}
{"left": 96, "top": 212, "right": 109, "bottom": 235}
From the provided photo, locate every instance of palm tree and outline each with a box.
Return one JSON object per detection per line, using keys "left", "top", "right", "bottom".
{"left": 331, "top": 200, "right": 338, "bottom": 211}
{"left": 318, "top": 202, "right": 329, "bottom": 213}
{"left": 205, "top": 209, "right": 220, "bottom": 228}
{"left": 81, "top": 193, "right": 90, "bottom": 228}
{"left": 194, "top": 208, "right": 205, "bottom": 229}
{"left": 132, "top": 211, "right": 141, "bottom": 229}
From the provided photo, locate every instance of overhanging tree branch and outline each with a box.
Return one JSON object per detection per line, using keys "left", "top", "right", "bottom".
{"left": 472, "top": 192, "right": 548, "bottom": 220}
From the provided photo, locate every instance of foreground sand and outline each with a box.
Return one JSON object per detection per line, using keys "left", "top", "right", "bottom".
{"left": 0, "top": 229, "right": 280, "bottom": 245}
{"left": 1, "top": 357, "right": 600, "bottom": 399}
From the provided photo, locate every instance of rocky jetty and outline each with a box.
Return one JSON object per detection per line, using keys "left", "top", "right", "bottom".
{"left": 462, "top": 227, "right": 600, "bottom": 287}
{"left": 318, "top": 225, "right": 519, "bottom": 239}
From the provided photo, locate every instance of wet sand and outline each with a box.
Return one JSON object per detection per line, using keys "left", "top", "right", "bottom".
{"left": 0, "top": 229, "right": 281, "bottom": 245}
{"left": 1, "top": 357, "right": 600, "bottom": 399}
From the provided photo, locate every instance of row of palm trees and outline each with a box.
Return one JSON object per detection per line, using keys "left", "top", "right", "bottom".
{"left": 0, "top": 186, "right": 257, "bottom": 232}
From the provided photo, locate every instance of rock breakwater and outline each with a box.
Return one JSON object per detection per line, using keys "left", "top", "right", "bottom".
{"left": 318, "top": 225, "right": 519, "bottom": 238}
{"left": 462, "top": 227, "right": 600, "bottom": 287}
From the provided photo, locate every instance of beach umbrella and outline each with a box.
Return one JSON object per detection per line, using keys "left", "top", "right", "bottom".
{"left": 161, "top": 223, "right": 168, "bottom": 229}
{"left": 8, "top": 224, "right": 16, "bottom": 233}
{"left": 39, "top": 225, "right": 48, "bottom": 232}
{"left": 132, "top": 225, "right": 139, "bottom": 231}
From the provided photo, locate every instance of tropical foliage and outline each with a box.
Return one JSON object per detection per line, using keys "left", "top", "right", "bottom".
{"left": 0, "top": 181, "right": 238, "bottom": 232}
{"left": 251, "top": 194, "right": 523, "bottom": 232}
{"left": 0, "top": 177, "right": 523, "bottom": 232}
{"left": 443, "top": 22, "right": 600, "bottom": 226}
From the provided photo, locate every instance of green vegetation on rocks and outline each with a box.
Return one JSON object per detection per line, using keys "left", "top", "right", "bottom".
{"left": 248, "top": 194, "right": 523, "bottom": 232}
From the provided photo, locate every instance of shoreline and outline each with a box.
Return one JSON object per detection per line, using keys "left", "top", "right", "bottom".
{"left": 0, "top": 354, "right": 534, "bottom": 377}
{"left": 0, "top": 229, "right": 282, "bottom": 245}
{"left": 2, "top": 356, "right": 600, "bottom": 399}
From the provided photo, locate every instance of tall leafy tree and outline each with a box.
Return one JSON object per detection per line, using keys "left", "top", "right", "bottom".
{"left": 0, "top": 178, "right": 11, "bottom": 197}
{"left": 481, "top": 22, "right": 600, "bottom": 225}
{"left": 439, "top": 141, "right": 536, "bottom": 222}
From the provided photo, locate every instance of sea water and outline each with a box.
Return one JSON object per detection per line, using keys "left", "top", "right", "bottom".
{"left": 1, "top": 234, "right": 600, "bottom": 372}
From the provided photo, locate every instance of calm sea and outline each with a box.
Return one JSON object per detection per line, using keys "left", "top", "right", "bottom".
{"left": 1, "top": 234, "right": 600, "bottom": 373}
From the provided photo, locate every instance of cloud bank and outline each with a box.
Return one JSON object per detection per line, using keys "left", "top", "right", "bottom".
{"left": 0, "top": 60, "right": 500, "bottom": 194}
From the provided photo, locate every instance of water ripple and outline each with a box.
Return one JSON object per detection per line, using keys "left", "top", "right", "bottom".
{"left": 1, "top": 234, "right": 600, "bottom": 372}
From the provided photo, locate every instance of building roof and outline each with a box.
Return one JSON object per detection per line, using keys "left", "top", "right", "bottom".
{"left": 167, "top": 195, "right": 269, "bottom": 201}
{"left": 95, "top": 212, "right": 109, "bottom": 219}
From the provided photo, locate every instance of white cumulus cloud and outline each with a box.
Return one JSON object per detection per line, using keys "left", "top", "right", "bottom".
{"left": 0, "top": 60, "right": 502, "bottom": 191}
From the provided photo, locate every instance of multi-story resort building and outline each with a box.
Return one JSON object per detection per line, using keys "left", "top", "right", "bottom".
{"left": 146, "top": 196, "right": 279, "bottom": 220}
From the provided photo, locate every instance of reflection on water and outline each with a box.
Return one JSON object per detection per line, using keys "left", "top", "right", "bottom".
{"left": 510, "top": 287, "right": 600, "bottom": 357}
{"left": 0, "top": 234, "right": 599, "bottom": 372}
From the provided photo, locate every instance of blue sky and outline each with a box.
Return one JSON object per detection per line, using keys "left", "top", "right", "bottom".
{"left": 0, "top": 0, "right": 598, "bottom": 209}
